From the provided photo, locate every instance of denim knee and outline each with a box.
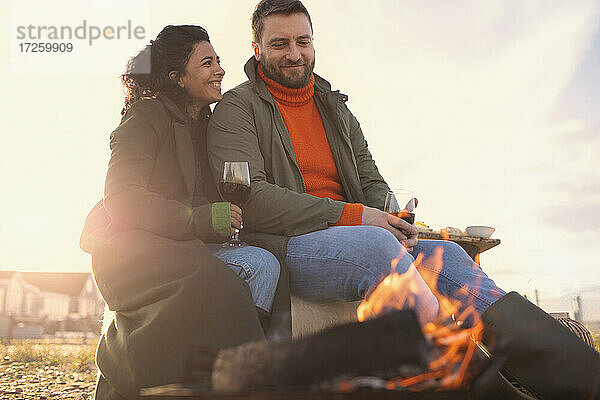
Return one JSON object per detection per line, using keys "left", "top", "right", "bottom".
{"left": 352, "top": 226, "right": 414, "bottom": 280}
{"left": 232, "top": 249, "right": 280, "bottom": 286}
{"left": 245, "top": 250, "right": 280, "bottom": 312}
{"left": 414, "top": 239, "right": 505, "bottom": 315}
{"left": 438, "top": 241, "right": 473, "bottom": 264}
{"left": 285, "top": 226, "right": 421, "bottom": 303}
{"left": 208, "top": 245, "right": 280, "bottom": 312}
{"left": 253, "top": 251, "right": 280, "bottom": 286}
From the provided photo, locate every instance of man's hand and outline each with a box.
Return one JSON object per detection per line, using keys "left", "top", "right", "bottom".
{"left": 361, "top": 206, "right": 418, "bottom": 251}
{"left": 230, "top": 204, "right": 243, "bottom": 233}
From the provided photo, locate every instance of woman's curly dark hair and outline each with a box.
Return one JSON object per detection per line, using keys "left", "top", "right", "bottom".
{"left": 121, "top": 25, "right": 210, "bottom": 115}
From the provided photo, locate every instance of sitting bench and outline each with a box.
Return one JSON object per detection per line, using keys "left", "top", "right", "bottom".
{"left": 291, "top": 296, "right": 360, "bottom": 338}
{"left": 291, "top": 298, "right": 596, "bottom": 348}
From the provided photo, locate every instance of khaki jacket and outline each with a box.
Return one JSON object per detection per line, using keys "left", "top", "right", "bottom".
{"left": 208, "top": 57, "right": 390, "bottom": 237}
{"left": 80, "top": 97, "right": 266, "bottom": 399}
{"left": 97, "top": 96, "right": 231, "bottom": 244}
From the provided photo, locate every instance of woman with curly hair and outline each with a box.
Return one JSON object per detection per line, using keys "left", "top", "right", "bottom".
{"left": 80, "top": 25, "right": 283, "bottom": 399}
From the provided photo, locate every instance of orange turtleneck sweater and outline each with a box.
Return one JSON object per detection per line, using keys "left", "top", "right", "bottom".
{"left": 258, "top": 64, "right": 363, "bottom": 226}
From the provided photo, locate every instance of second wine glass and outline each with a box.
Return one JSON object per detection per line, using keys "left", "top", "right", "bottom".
{"left": 220, "top": 161, "right": 251, "bottom": 247}
{"left": 384, "top": 189, "right": 418, "bottom": 224}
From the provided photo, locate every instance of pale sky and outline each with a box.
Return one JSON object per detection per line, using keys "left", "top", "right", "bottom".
{"left": 1, "top": 1, "right": 599, "bottom": 318}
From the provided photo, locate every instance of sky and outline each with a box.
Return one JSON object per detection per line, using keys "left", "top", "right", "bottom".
{"left": 1, "top": 1, "right": 599, "bottom": 319}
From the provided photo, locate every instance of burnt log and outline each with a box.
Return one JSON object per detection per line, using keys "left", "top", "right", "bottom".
{"left": 212, "top": 310, "right": 431, "bottom": 392}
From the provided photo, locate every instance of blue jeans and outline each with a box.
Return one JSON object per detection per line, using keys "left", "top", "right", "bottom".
{"left": 285, "top": 226, "right": 505, "bottom": 321}
{"left": 207, "top": 244, "right": 280, "bottom": 313}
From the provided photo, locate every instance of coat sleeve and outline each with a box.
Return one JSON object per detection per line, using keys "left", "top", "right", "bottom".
{"left": 346, "top": 106, "right": 390, "bottom": 210}
{"left": 103, "top": 100, "right": 231, "bottom": 241}
{"left": 207, "top": 92, "right": 345, "bottom": 236}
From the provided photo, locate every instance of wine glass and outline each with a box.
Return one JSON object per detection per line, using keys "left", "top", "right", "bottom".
{"left": 220, "top": 161, "right": 251, "bottom": 247}
{"left": 384, "top": 189, "right": 418, "bottom": 224}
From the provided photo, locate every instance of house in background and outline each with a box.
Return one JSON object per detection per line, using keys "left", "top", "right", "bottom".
{"left": 21, "top": 272, "right": 105, "bottom": 320}
{"left": 0, "top": 271, "right": 39, "bottom": 316}
{"left": 0, "top": 271, "right": 105, "bottom": 337}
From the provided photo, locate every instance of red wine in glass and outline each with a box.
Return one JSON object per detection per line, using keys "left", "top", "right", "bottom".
{"left": 221, "top": 162, "right": 251, "bottom": 247}
{"left": 390, "top": 211, "right": 415, "bottom": 225}
{"left": 384, "top": 190, "right": 417, "bottom": 225}
{"left": 219, "top": 181, "right": 251, "bottom": 207}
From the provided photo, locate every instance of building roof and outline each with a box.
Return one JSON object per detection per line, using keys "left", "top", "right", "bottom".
{"left": 20, "top": 272, "right": 91, "bottom": 297}
{"left": 0, "top": 271, "right": 17, "bottom": 280}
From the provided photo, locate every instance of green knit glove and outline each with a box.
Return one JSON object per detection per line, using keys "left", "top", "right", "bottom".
{"left": 211, "top": 202, "right": 232, "bottom": 238}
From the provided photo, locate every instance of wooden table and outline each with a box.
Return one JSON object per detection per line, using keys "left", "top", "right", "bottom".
{"left": 417, "top": 230, "right": 500, "bottom": 261}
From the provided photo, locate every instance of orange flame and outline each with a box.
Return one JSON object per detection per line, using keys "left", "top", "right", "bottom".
{"left": 357, "top": 252, "right": 427, "bottom": 322}
{"left": 356, "top": 244, "right": 485, "bottom": 390}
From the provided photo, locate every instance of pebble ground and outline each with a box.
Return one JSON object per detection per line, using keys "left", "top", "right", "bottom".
{"left": 0, "top": 342, "right": 97, "bottom": 399}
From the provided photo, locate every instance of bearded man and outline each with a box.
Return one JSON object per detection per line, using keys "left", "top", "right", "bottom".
{"left": 208, "top": 0, "right": 501, "bottom": 325}
{"left": 208, "top": 3, "right": 600, "bottom": 397}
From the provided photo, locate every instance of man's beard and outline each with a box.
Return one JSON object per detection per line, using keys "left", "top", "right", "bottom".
{"left": 260, "top": 57, "right": 315, "bottom": 89}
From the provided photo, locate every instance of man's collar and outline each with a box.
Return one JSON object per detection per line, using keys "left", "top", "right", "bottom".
{"left": 243, "top": 56, "right": 334, "bottom": 94}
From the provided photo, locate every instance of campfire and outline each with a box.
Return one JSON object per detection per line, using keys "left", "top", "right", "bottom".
{"left": 142, "top": 245, "right": 599, "bottom": 400}
{"left": 355, "top": 247, "right": 487, "bottom": 391}
{"left": 208, "top": 246, "right": 500, "bottom": 396}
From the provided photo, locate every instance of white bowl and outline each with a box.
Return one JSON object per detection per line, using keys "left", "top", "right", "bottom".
{"left": 465, "top": 226, "right": 495, "bottom": 239}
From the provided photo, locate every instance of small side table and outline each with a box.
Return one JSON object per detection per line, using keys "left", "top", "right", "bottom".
{"left": 417, "top": 230, "right": 500, "bottom": 261}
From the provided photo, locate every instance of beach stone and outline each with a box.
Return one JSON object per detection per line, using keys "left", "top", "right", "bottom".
{"left": 0, "top": 342, "right": 96, "bottom": 400}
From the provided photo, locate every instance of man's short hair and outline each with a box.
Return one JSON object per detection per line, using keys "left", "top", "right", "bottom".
{"left": 251, "top": 0, "right": 313, "bottom": 43}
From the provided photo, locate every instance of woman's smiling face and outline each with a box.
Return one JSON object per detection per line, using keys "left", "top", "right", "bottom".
{"left": 179, "top": 41, "right": 225, "bottom": 108}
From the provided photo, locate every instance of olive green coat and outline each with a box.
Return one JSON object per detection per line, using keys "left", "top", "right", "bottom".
{"left": 80, "top": 97, "right": 268, "bottom": 399}
{"left": 207, "top": 57, "right": 390, "bottom": 236}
